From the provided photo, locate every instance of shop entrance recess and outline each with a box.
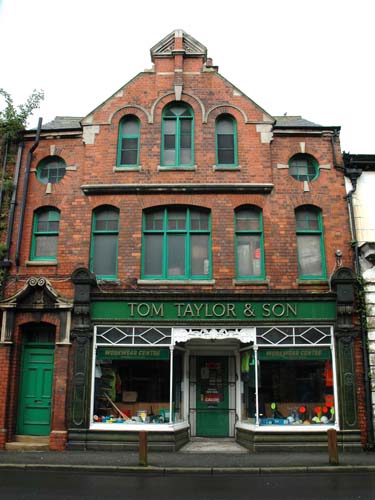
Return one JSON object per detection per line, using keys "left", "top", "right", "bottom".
{"left": 194, "top": 356, "right": 234, "bottom": 437}
{"left": 17, "top": 345, "right": 55, "bottom": 435}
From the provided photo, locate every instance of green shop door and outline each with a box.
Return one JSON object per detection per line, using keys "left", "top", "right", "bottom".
{"left": 196, "top": 357, "right": 229, "bottom": 437}
{"left": 17, "top": 346, "right": 55, "bottom": 435}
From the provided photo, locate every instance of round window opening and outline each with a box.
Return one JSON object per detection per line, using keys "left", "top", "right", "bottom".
{"left": 289, "top": 154, "right": 318, "bottom": 182}
{"left": 37, "top": 156, "right": 66, "bottom": 184}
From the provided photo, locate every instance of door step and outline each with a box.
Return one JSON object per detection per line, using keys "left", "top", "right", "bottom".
{"left": 180, "top": 437, "right": 248, "bottom": 454}
{"left": 5, "top": 435, "right": 50, "bottom": 451}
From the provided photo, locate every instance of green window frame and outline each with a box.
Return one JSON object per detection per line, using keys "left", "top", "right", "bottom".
{"left": 30, "top": 207, "right": 60, "bottom": 261}
{"left": 142, "top": 207, "right": 211, "bottom": 280}
{"left": 235, "top": 206, "right": 265, "bottom": 279}
{"left": 161, "top": 103, "right": 194, "bottom": 167}
{"left": 36, "top": 156, "right": 66, "bottom": 184}
{"left": 90, "top": 206, "right": 119, "bottom": 279}
{"left": 289, "top": 153, "right": 319, "bottom": 181}
{"left": 295, "top": 206, "right": 326, "bottom": 279}
{"left": 215, "top": 114, "right": 238, "bottom": 166}
{"left": 117, "top": 115, "right": 140, "bottom": 167}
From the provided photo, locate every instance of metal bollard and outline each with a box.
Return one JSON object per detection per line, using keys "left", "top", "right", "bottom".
{"left": 139, "top": 431, "right": 148, "bottom": 466}
{"left": 327, "top": 428, "right": 339, "bottom": 465}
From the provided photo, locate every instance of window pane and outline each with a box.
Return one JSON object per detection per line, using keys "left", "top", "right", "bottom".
{"left": 144, "top": 234, "right": 163, "bottom": 275}
{"left": 237, "top": 235, "right": 262, "bottom": 276}
{"left": 168, "top": 210, "right": 186, "bottom": 230}
{"left": 180, "top": 119, "right": 192, "bottom": 133}
{"left": 164, "top": 120, "right": 176, "bottom": 134}
{"left": 217, "top": 117, "right": 233, "bottom": 134}
{"left": 218, "top": 149, "right": 234, "bottom": 164}
{"left": 168, "top": 234, "right": 185, "bottom": 276}
{"left": 297, "top": 234, "right": 323, "bottom": 276}
{"left": 180, "top": 148, "right": 192, "bottom": 164}
{"left": 95, "top": 210, "right": 119, "bottom": 231}
{"left": 163, "top": 149, "right": 175, "bottom": 165}
{"left": 190, "top": 210, "right": 209, "bottom": 230}
{"left": 122, "top": 149, "right": 137, "bottom": 165}
{"left": 296, "top": 210, "right": 319, "bottom": 231}
{"left": 35, "top": 235, "right": 57, "bottom": 258}
{"left": 218, "top": 135, "right": 234, "bottom": 149}
{"left": 236, "top": 210, "right": 260, "bottom": 230}
{"left": 122, "top": 138, "right": 138, "bottom": 150}
{"left": 180, "top": 134, "right": 191, "bottom": 149}
{"left": 145, "top": 211, "right": 164, "bottom": 231}
{"left": 122, "top": 118, "right": 138, "bottom": 135}
{"left": 93, "top": 234, "right": 117, "bottom": 276}
{"left": 191, "top": 234, "right": 209, "bottom": 276}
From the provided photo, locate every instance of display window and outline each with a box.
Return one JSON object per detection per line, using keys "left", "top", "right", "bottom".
{"left": 241, "top": 347, "right": 336, "bottom": 426}
{"left": 92, "top": 328, "right": 183, "bottom": 424}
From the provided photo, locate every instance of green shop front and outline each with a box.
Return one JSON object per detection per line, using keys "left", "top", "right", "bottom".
{"left": 67, "top": 285, "right": 362, "bottom": 451}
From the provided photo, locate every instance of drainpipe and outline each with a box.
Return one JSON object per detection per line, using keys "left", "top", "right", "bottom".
{"left": 0, "top": 133, "right": 9, "bottom": 213}
{"left": 344, "top": 160, "right": 375, "bottom": 449}
{"left": 15, "top": 118, "right": 42, "bottom": 269}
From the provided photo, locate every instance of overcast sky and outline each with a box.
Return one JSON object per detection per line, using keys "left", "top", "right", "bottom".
{"left": 0, "top": 0, "right": 373, "bottom": 153}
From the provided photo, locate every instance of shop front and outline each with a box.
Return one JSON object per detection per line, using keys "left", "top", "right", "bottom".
{"left": 67, "top": 294, "right": 362, "bottom": 451}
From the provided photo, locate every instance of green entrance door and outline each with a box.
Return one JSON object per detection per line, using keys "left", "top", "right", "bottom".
{"left": 17, "top": 346, "right": 54, "bottom": 435}
{"left": 196, "top": 356, "right": 229, "bottom": 437}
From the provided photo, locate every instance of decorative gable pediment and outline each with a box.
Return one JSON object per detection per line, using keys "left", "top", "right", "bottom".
{"left": 150, "top": 29, "right": 207, "bottom": 61}
{"left": 0, "top": 277, "right": 72, "bottom": 310}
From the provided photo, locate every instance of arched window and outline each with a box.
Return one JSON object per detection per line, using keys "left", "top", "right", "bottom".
{"left": 37, "top": 156, "right": 66, "bottom": 184}
{"left": 31, "top": 207, "right": 60, "bottom": 261}
{"left": 161, "top": 103, "right": 194, "bottom": 166}
{"left": 289, "top": 154, "right": 319, "bottom": 181}
{"left": 295, "top": 206, "right": 326, "bottom": 279}
{"left": 117, "top": 115, "right": 140, "bottom": 167}
{"left": 142, "top": 206, "right": 211, "bottom": 279}
{"left": 216, "top": 114, "right": 237, "bottom": 166}
{"left": 235, "top": 206, "right": 264, "bottom": 279}
{"left": 90, "top": 206, "right": 119, "bottom": 279}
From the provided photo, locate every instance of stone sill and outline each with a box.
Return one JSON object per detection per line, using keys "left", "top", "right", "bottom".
{"left": 233, "top": 279, "right": 269, "bottom": 286}
{"left": 137, "top": 279, "right": 215, "bottom": 285}
{"left": 25, "top": 260, "right": 57, "bottom": 266}
{"left": 213, "top": 165, "right": 241, "bottom": 171}
{"left": 297, "top": 279, "right": 329, "bottom": 286}
{"left": 113, "top": 166, "right": 142, "bottom": 172}
{"left": 158, "top": 165, "right": 197, "bottom": 171}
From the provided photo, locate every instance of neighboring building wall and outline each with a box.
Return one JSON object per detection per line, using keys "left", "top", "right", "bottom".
{"left": 347, "top": 170, "right": 375, "bottom": 443}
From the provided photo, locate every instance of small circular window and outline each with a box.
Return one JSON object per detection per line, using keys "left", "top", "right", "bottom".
{"left": 37, "top": 156, "right": 66, "bottom": 184}
{"left": 289, "top": 154, "right": 318, "bottom": 182}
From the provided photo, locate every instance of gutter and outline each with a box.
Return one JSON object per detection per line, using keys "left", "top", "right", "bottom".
{"left": 15, "top": 118, "right": 42, "bottom": 269}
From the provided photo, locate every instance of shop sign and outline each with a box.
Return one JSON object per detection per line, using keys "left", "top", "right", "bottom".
{"left": 97, "top": 347, "right": 170, "bottom": 360}
{"left": 259, "top": 348, "right": 331, "bottom": 361}
{"left": 91, "top": 300, "right": 336, "bottom": 322}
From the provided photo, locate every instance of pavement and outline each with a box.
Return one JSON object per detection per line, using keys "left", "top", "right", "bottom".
{"left": 0, "top": 439, "right": 375, "bottom": 474}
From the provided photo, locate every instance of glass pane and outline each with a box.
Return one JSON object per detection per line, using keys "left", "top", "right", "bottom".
{"left": 122, "top": 138, "right": 138, "bottom": 150}
{"left": 296, "top": 210, "right": 319, "bottom": 230}
{"left": 236, "top": 209, "right": 260, "bottom": 230}
{"left": 95, "top": 210, "right": 119, "bottom": 231}
{"left": 163, "top": 149, "right": 175, "bottom": 165}
{"left": 258, "top": 357, "right": 335, "bottom": 426}
{"left": 191, "top": 234, "right": 209, "bottom": 276}
{"left": 164, "top": 120, "right": 176, "bottom": 134}
{"left": 168, "top": 234, "right": 185, "bottom": 276}
{"left": 190, "top": 210, "right": 209, "bottom": 231}
{"left": 122, "top": 118, "right": 138, "bottom": 135}
{"left": 144, "top": 234, "right": 162, "bottom": 275}
{"left": 180, "top": 134, "right": 191, "bottom": 149}
{"left": 218, "top": 135, "right": 234, "bottom": 148}
{"left": 297, "top": 235, "right": 323, "bottom": 276}
{"left": 218, "top": 149, "right": 234, "bottom": 164}
{"left": 122, "top": 149, "right": 137, "bottom": 165}
{"left": 145, "top": 211, "right": 164, "bottom": 231}
{"left": 93, "top": 234, "right": 117, "bottom": 276}
{"left": 164, "top": 135, "right": 175, "bottom": 149}
{"left": 180, "top": 148, "right": 192, "bottom": 164}
{"left": 38, "top": 157, "right": 66, "bottom": 184}
{"left": 168, "top": 210, "right": 186, "bottom": 230}
{"left": 217, "top": 117, "right": 233, "bottom": 134}
{"left": 48, "top": 221, "right": 59, "bottom": 232}
{"left": 237, "top": 235, "right": 262, "bottom": 276}
{"left": 180, "top": 119, "right": 192, "bottom": 132}
{"left": 35, "top": 235, "right": 57, "bottom": 258}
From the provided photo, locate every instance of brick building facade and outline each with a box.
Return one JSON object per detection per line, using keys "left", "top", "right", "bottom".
{"left": 0, "top": 31, "right": 366, "bottom": 451}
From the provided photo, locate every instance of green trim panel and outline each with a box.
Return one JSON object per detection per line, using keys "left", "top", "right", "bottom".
{"left": 91, "top": 300, "right": 336, "bottom": 322}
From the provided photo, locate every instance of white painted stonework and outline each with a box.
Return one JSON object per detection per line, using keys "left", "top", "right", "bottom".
{"left": 348, "top": 172, "right": 375, "bottom": 436}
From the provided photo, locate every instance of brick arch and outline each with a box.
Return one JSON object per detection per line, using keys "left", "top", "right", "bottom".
{"left": 150, "top": 92, "right": 205, "bottom": 123}
{"left": 15, "top": 314, "right": 61, "bottom": 344}
{"left": 205, "top": 104, "right": 249, "bottom": 124}
{"left": 141, "top": 201, "right": 212, "bottom": 212}
{"left": 109, "top": 105, "right": 151, "bottom": 125}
